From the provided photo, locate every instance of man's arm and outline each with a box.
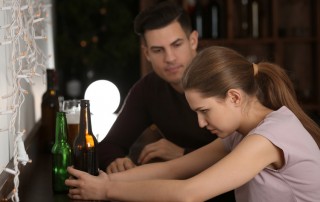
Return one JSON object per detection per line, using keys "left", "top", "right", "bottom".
{"left": 98, "top": 80, "right": 152, "bottom": 171}
{"left": 138, "top": 138, "right": 184, "bottom": 164}
{"left": 106, "top": 125, "right": 185, "bottom": 173}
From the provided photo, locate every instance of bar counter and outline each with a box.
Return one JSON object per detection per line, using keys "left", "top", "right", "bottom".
{"left": 19, "top": 153, "right": 83, "bottom": 202}
{"left": 16, "top": 123, "right": 235, "bottom": 202}
{"left": 15, "top": 122, "right": 161, "bottom": 202}
{"left": 18, "top": 127, "right": 107, "bottom": 202}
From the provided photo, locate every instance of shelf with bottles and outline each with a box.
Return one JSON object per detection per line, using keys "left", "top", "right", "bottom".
{"left": 191, "top": 0, "right": 317, "bottom": 41}
{"left": 141, "top": 0, "right": 318, "bottom": 40}
{"left": 277, "top": 0, "right": 315, "bottom": 39}
{"left": 140, "top": 0, "right": 319, "bottom": 47}
{"left": 231, "top": 0, "right": 272, "bottom": 39}
{"left": 186, "top": 0, "right": 226, "bottom": 39}
{"left": 184, "top": 0, "right": 273, "bottom": 40}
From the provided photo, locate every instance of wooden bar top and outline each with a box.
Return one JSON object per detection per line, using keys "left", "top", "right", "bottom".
{"left": 18, "top": 125, "right": 106, "bottom": 202}
{"left": 19, "top": 152, "right": 74, "bottom": 202}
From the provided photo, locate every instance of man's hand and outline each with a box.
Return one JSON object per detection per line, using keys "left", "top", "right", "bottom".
{"left": 106, "top": 157, "right": 136, "bottom": 174}
{"left": 138, "top": 138, "right": 184, "bottom": 164}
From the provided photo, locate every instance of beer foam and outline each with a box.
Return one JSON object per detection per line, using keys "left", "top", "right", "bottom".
{"left": 66, "top": 112, "right": 80, "bottom": 124}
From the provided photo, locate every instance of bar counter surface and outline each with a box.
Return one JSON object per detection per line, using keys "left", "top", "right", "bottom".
{"left": 18, "top": 127, "right": 107, "bottom": 202}
{"left": 16, "top": 122, "right": 160, "bottom": 202}
{"left": 19, "top": 153, "right": 102, "bottom": 202}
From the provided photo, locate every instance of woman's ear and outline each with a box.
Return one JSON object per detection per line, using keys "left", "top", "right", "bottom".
{"left": 227, "top": 89, "right": 241, "bottom": 106}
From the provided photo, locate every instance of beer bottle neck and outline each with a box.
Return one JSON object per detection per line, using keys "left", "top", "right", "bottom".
{"left": 55, "top": 112, "right": 68, "bottom": 143}
{"left": 46, "top": 69, "right": 56, "bottom": 91}
{"left": 79, "top": 106, "right": 93, "bottom": 135}
{"left": 79, "top": 100, "right": 97, "bottom": 149}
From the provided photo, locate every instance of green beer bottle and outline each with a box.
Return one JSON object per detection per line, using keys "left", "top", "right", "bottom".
{"left": 51, "top": 111, "right": 72, "bottom": 193}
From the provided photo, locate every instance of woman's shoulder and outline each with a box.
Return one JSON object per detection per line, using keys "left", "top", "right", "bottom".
{"left": 259, "top": 106, "right": 302, "bottom": 131}
{"left": 253, "top": 106, "right": 319, "bottom": 163}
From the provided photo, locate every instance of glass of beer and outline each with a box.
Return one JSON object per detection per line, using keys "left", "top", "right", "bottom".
{"left": 62, "top": 100, "right": 81, "bottom": 148}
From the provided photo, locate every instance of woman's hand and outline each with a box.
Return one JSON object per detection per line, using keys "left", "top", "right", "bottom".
{"left": 65, "top": 167, "right": 110, "bottom": 200}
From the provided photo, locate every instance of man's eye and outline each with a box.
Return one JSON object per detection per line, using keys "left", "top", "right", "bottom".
{"left": 173, "top": 43, "right": 182, "bottom": 48}
{"left": 151, "top": 49, "right": 162, "bottom": 53}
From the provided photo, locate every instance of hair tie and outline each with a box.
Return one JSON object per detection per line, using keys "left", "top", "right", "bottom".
{"left": 253, "top": 63, "right": 259, "bottom": 76}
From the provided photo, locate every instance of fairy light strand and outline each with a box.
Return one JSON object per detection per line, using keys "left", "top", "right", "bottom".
{"left": 0, "top": 0, "right": 52, "bottom": 201}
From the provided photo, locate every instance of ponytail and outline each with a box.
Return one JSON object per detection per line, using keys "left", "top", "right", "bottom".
{"left": 256, "top": 62, "right": 320, "bottom": 148}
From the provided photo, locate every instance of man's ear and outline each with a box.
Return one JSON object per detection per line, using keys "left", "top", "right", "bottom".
{"left": 189, "top": 30, "right": 199, "bottom": 51}
{"left": 142, "top": 44, "right": 151, "bottom": 61}
{"left": 227, "top": 89, "right": 241, "bottom": 106}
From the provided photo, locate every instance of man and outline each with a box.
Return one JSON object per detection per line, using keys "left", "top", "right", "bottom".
{"left": 98, "top": 0, "right": 209, "bottom": 171}
{"left": 98, "top": 2, "right": 235, "bottom": 201}
{"left": 99, "top": 0, "right": 215, "bottom": 172}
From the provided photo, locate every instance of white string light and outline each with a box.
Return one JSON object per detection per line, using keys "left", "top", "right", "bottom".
{"left": 0, "top": 0, "right": 51, "bottom": 201}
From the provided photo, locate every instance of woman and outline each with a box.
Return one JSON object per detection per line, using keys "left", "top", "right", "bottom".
{"left": 66, "top": 46, "right": 320, "bottom": 202}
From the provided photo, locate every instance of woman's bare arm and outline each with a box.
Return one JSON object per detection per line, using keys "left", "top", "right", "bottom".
{"left": 66, "top": 135, "right": 283, "bottom": 201}
{"left": 107, "top": 135, "right": 283, "bottom": 201}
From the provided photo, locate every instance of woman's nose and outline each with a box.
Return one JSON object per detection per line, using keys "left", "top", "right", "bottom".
{"left": 198, "top": 117, "right": 207, "bottom": 128}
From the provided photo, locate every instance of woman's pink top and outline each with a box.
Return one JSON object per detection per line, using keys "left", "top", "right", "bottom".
{"left": 222, "top": 106, "right": 320, "bottom": 202}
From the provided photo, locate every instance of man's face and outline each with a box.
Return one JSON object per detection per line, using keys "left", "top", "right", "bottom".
{"left": 142, "top": 21, "right": 198, "bottom": 91}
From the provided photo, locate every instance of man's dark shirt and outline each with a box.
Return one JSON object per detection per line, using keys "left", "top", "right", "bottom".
{"left": 98, "top": 72, "right": 216, "bottom": 169}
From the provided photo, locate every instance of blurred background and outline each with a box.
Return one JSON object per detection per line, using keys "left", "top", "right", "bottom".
{"left": 52, "top": 0, "right": 320, "bottom": 121}
{"left": 54, "top": 0, "right": 140, "bottom": 110}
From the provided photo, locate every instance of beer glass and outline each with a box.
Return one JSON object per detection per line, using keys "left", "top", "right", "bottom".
{"left": 62, "top": 100, "right": 81, "bottom": 147}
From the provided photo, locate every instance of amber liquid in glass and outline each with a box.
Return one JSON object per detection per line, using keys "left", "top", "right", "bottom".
{"left": 67, "top": 123, "right": 79, "bottom": 148}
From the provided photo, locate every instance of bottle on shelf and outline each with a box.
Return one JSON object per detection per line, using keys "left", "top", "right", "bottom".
{"left": 239, "top": 0, "right": 249, "bottom": 37}
{"left": 51, "top": 111, "right": 72, "bottom": 193}
{"left": 238, "top": 0, "right": 259, "bottom": 38}
{"left": 193, "top": 0, "right": 204, "bottom": 38}
{"left": 192, "top": 0, "right": 220, "bottom": 39}
{"left": 40, "top": 69, "right": 59, "bottom": 152}
{"left": 209, "top": 1, "right": 220, "bottom": 39}
{"left": 251, "top": 0, "right": 259, "bottom": 38}
{"left": 73, "top": 99, "right": 99, "bottom": 176}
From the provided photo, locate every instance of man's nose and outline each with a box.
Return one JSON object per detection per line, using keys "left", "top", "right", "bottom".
{"left": 164, "top": 49, "right": 176, "bottom": 63}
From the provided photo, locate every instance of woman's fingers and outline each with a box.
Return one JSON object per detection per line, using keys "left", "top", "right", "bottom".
{"left": 67, "top": 166, "right": 82, "bottom": 178}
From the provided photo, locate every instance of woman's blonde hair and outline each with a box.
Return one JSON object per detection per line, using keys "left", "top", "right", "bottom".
{"left": 182, "top": 46, "right": 320, "bottom": 148}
